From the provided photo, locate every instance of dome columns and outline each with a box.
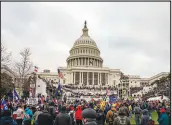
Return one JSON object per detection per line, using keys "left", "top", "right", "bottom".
{"left": 67, "top": 57, "right": 103, "bottom": 68}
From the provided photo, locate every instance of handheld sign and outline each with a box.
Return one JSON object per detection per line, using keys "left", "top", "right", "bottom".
{"left": 27, "top": 98, "right": 38, "bottom": 105}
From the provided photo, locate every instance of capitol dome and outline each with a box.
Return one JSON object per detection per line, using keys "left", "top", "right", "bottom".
{"left": 67, "top": 21, "right": 103, "bottom": 68}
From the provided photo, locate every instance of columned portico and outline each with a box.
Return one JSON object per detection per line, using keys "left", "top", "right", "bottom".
{"left": 72, "top": 71, "right": 107, "bottom": 86}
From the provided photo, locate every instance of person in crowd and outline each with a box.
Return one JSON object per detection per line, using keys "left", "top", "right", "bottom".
{"left": 48, "top": 102, "right": 56, "bottom": 119}
{"left": 96, "top": 105, "right": 105, "bottom": 125}
{"left": 134, "top": 103, "right": 142, "bottom": 125}
{"left": 82, "top": 108, "right": 97, "bottom": 125}
{"left": 54, "top": 105, "right": 72, "bottom": 125}
{"left": 0, "top": 110, "right": 17, "bottom": 125}
{"left": 37, "top": 109, "right": 54, "bottom": 125}
{"left": 43, "top": 101, "right": 48, "bottom": 111}
{"left": 120, "top": 103, "right": 129, "bottom": 117}
{"left": 113, "top": 107, "right": 131, "bottom": 125}
{"left": 140, "top": 109, "right": 150, "bottom": 125}
{"left": 46, "top": 96, "right": 50, "bottom": 103}
{"left": 128, "top": 104, "right": 132, "bottom": 118}
{"left": 68, "top": 107, "right": 75, "bottom": 125}
{"left": 75, "top": 105, "right": 83, "bottom": 125}
{"left": 32, "top": 106, "right": 43, "bottom": 125}
{"left": 158, "top": 108, "right": 169, "bottom": 125}
{"left": 106, "top": 106, "right": 117, "bottom": 125}
{"left": 16, "top": 104, "right": 24, "bottom": 125}
{"left": 23, "top": 105, "right": 33, "bottom": 125}
{"left": 166, "top": 106, "right": 171, "bottom": 125}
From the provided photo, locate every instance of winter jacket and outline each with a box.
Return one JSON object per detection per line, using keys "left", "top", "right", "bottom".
{"left": 37, "top": 111, "right": 54, "bottom": 125}
{"left": 48, "top": 106, "right": 56, "bottom": 118}
{"left": 33, "top": 111, "right": 42, "bottom": 121}
{"left": 23, "top": 108, "right": 33, "bottom": 121}
{"left": 141, "top": 109, "right": 149, "bottom": 125}
{"left": 0, "top": 116, "right": 17, "bottom": 125}
{"left": 113, "top": 107, "right": 130, "bottom": 125}
{"left": 134, "top": 106, "right": 141, "bottom": 113}
{"left": 158, "top": 113, "right": 169, "bottom": 125}
{"left": 113, "top": 116, "right": 130, "bottom": 125}
{"left": 96, "top": 109, "right": 105, "bottom": 125}
{"left": 75, "top": 105, "right": 83, "bottom": 120}
{"left": 54, "top": 111, "right": 72, "bottom": 125}
{"left": 121, "top": 106, "right": 129, "bottom": 117}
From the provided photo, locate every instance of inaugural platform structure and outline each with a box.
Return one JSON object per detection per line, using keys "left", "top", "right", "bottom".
{"left": 37, "top": 21, "right": 169, "bottom": 89}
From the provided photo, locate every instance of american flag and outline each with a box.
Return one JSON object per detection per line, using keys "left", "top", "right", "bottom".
{"left": 34, "top": 66, "right": 38, "bottom": 72}
{"left": 58, "top": 69, "right": 64, "bottom": 79}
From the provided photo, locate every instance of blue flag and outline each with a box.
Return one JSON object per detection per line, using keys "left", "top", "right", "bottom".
{"left": 1, "top": 99, "right": 8, "bottom": 110}
{"left": 13, "top": 88, "right": 20, "bottom": 101}
{"left": 56, "top": 80, "right": 62, "bottom": 96}
{"left": 109, "top": 95, "right": 117, "bottom": 103}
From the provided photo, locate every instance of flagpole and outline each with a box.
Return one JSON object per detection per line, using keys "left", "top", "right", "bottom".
{"left": 13, "top": 88, "right": 14, "bottom": 102}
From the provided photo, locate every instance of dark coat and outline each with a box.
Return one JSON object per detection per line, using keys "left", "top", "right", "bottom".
{"left": 37, "top": 111, "right": 54, "bottom": 125}
{"left": 0, "top": 116, "right": 17, "bottom": 125}
{"left": 113, "top": 108, "right": 130, "bottom": 125}
{"left": 96, "top": 109, "right": 105, "bottom": 125}
{"left": 54, "top": 112, "right": 72, "bottom": 125}
{"left": 141, "top": 109, "right": 149, "bottom": 125}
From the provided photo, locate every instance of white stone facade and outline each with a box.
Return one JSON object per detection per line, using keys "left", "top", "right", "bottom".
{"left": 37, "top": 21, "right": 169, "bottom": 88}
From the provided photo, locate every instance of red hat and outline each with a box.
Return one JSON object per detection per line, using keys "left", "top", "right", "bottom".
{"left": 160, "top": 108, "right": 166, "bottom": 113}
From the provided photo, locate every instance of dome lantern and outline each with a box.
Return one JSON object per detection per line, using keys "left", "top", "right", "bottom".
{"left": 82, "top": 20, "right": 89, "bottom": 36}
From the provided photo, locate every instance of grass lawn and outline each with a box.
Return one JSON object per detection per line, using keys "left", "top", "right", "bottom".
{"left": 130, "top": 111, "right": 159, "bottom": 125}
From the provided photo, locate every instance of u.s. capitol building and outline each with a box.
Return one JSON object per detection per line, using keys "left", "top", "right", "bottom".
{"left": 37, "top": 21, "right": 169, "bottom": 89}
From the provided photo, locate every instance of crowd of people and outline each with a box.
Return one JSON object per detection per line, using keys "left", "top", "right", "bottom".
{"left": 0, "top": 96, "right": 170, "bottom": 125}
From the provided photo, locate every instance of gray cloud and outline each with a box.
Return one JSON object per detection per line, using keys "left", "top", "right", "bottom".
{"left": 1, "top": 2, "right": 170, "bottom": 78}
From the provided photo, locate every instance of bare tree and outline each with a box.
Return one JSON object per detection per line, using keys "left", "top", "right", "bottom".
{"left": 1, "top": 45, "right": 12, "bottom": 65}
{"left": 15, "top": 48, "right": 33, "bottom": 80}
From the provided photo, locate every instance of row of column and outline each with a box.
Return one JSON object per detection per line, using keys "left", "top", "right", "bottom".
{"left": 68, "top": 58, "right": 102, "bottom": 67}
{"left": 72, "top": 72, "right": 108, "bottom": 86}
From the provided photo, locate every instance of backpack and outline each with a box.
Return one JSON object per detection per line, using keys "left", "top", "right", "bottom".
{"left": 117, "top": 116, "right": 128, "bottom": 125}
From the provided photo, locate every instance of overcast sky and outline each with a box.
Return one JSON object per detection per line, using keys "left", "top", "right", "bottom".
{"left": 2, "top": 2, "right": 170, "bottom": 78}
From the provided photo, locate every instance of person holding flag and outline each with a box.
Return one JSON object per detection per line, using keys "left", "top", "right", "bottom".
{"left": 56, "top": 80, "right": 62, "bottom": 98}
{"left": 13, "top": 88, "right": 20, "bottom": 102}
